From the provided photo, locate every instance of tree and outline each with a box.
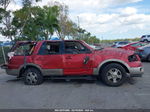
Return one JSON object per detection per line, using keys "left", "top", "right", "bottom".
{"left": 51, "top": 2, "right": 69, "bottom": 39}
{"left": 12, "top": 6, "right": 43, "bottom": 40}
{"left": 42, "top": 6, "right": 60, "bottom": 40}
{"left": 0, "top": 0, "right": 14, "bottom": 40}
{"left": 0, "top": 0, "right": 42, "bottom": 41}
{"left": 12, "top": 5, "right": 60, "bottom": 41}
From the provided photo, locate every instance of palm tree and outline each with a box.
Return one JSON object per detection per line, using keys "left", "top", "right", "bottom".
{"left": 42, "top": 6, "right": 60, "bottom": 40}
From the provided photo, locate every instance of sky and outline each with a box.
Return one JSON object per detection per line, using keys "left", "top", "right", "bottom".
{"left": 1, "top": 0, "right": 150, "bottom": 41}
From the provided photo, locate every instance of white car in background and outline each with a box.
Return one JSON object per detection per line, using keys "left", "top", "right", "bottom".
{"left": 140, "top": 35, "right": 150, "bottom": 42}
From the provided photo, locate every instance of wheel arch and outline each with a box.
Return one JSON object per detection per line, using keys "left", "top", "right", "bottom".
{"left": 98, "top": 59, "right": 130, "bottom": 75}
{"left": 19, "top": 63, "right": 42, "bottom": 77}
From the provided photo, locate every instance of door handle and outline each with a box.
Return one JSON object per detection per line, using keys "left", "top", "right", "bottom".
{"left": 66, "top": 56, "right": 72, "bottom": 59}
{"left": 83, "top": 56, "right": 90, "bottom": 64}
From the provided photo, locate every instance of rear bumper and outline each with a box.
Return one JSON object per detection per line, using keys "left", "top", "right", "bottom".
{"left": 129, "top": 67, "right": 144, "bottom": 77}
{"left": 5, "top": 69, "right": 19, "bottom": 76}
{"left": 1, "top": 64, "right": 19, "bottom": 76}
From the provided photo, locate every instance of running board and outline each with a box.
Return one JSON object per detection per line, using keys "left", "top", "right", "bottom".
{"left": 44, "top": 75, "right": 97, "bottom": 81}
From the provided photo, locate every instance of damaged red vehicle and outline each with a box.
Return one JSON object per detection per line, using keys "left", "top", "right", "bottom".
{"left": 119, "top": 42, "right": 148, "bottom": 51}
{"left": 1, "top": 40, "right": 144, "bottom": 86}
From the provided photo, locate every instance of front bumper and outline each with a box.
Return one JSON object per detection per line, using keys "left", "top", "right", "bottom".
{"left": 129, "top": 67, "right": 144, "bottom": 77}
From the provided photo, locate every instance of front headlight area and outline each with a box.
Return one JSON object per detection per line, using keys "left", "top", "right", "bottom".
{"left": 128, "top": 54, "right": 138, "bottom": 62}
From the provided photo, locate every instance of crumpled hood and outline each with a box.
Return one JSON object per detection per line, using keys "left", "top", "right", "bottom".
{"left": 95, "top": 47, "right": 134, "bottom": 57}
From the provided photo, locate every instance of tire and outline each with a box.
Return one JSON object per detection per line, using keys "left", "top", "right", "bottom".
{"left": 144, "top": 39, "right": 148, "bottom": 42}
{"left": 100, "top": 63, "right": 127, "bottom": 87}
{"left": 24, "top": 68, "right": 43, "bottom": 85}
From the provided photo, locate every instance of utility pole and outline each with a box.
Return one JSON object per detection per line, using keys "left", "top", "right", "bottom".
{"left": 77, "top": 16, "right": 80, "bottom": 28}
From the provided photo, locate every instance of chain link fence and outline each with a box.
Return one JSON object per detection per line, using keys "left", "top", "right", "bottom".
{"left": 0, "top": 46, "right": 11, "bottom": 65}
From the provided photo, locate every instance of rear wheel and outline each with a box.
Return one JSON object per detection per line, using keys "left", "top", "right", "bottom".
{"left": 24, "top": 68, "right": 43, "bottom": 85}
{"left": 100, "top": 63, "right": 127, "bottom": 87}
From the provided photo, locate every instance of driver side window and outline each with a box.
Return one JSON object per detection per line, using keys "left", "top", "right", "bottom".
{"left": 64, "top": 41, "right": 89, "bottom": 54}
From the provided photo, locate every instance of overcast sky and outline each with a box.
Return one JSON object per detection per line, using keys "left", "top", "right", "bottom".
{"left": 1, "top": 0, "right": 150, "bottom": 41}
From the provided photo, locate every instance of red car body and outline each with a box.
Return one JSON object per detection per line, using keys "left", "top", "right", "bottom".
{"left": 120, "top": 42, "right": 148, "bottom": 51}
{"left": 2, "top": 40, "right": 144, "bottom": 86}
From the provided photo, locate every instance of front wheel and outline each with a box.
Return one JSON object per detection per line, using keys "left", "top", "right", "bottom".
{"left": 24, "top": 68, "right": 43, "bottom": 85}
{"left": 100, "top": 63, "right": 127, "bottom": 87}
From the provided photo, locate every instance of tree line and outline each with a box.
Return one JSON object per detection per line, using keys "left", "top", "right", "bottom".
{"left": 0, "top": 0, "right": 100, "bottom": 44}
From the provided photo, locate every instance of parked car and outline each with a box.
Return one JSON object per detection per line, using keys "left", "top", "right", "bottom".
{"left": 136, "top": 44, "right": 150, "bottom": 61}
{"left": 111, "top": 41, "right": 130, "bottom": 48}
{"left": 140, "top": 35, "right": 150, "bottom": 42}
{"left": 1, "top": 40, "right": 143, "bottom": 86}
{"left": 120, "top": 42, "right": 148, "bottom": 51}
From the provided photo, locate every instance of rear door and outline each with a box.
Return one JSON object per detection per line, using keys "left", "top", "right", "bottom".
{"left": 34, "top": 41, "right": 63, "bottom": 75}
{"left": 8, "top": 42, "right": 35, "bottom": 69}
{"left": 63, "top": 41, "right": 93, "bottom": 75}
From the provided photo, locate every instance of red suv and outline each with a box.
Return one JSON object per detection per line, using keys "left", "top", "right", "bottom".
{"left": 1, "top": 40, "right": 143, "bottom": 86}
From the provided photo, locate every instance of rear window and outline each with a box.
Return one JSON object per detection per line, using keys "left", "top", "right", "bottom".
{"left": 11, "top": 42, "right": 36, "bottom": 56}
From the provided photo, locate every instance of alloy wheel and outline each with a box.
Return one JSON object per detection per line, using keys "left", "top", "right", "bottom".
{"left": 26, "top": 72, "right": 38, "bottom": 85}
{"left": 107, "top": 68, "right": 122, "bottom": 83}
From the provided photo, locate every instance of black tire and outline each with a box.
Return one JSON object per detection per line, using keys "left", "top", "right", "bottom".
{"left": 100, "top": 63, "right": 127, "bottom": 87}
{"left": 143, "top": 39, "right": 148, "bottom": 42}
{"left": 24, "top": 68, "right": 43, "bottom": 85}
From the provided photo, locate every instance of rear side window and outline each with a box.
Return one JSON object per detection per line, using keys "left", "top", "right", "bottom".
{"left": 12, "top": 42, "right": 35, "bottom": 56}
{"left": 38, "top": 42, "right": 61, "bottom": 55}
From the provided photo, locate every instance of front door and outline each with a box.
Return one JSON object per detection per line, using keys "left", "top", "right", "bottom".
{"left": 63, "top": 41, "right": 93, "bottom": 75}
